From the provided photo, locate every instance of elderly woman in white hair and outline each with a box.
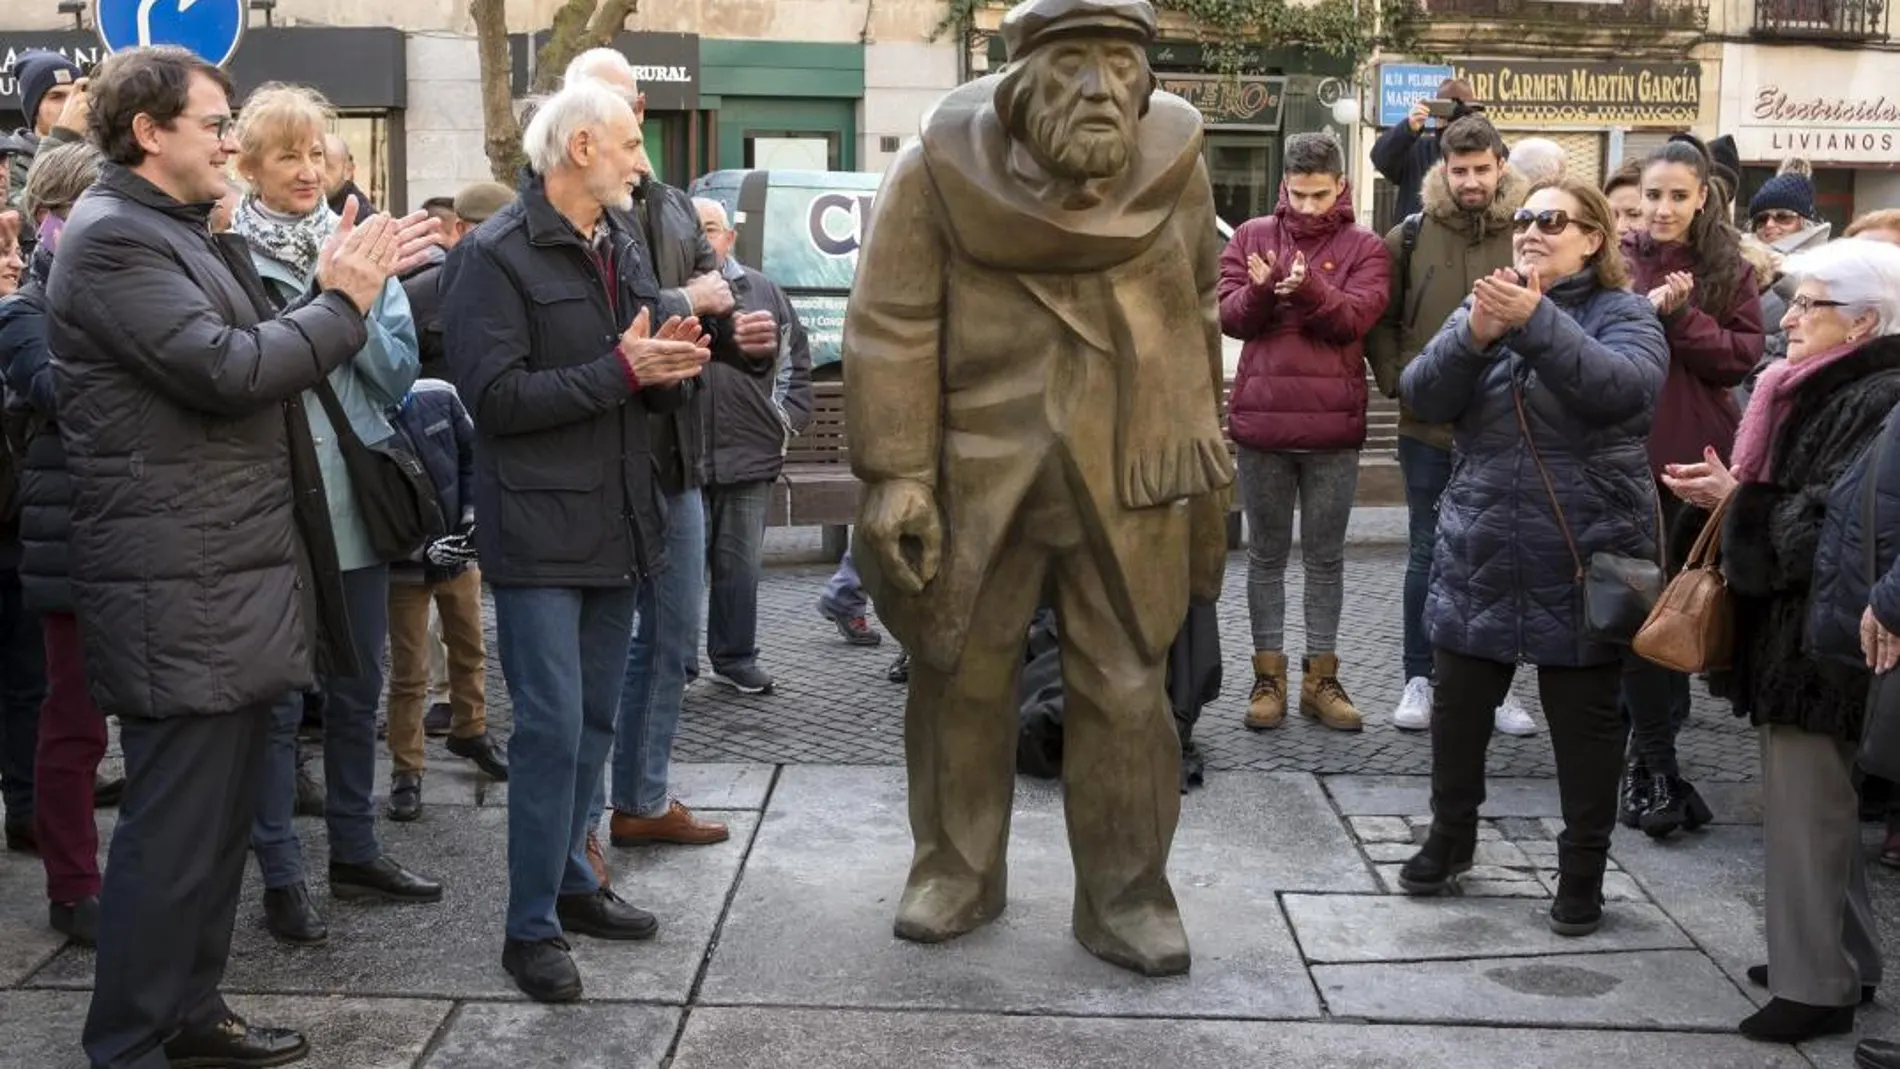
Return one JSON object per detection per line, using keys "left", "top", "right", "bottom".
{"left": 1663, "top": 237, "right": 1900, "bottom": 1045}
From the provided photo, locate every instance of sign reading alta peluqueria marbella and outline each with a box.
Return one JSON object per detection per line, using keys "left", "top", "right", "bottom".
{"left": 1448, "top": 60, "right": 1703, "bottom": 126}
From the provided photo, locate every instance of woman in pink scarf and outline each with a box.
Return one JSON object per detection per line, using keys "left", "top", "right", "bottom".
{"left": 1664, "top": 237, "right": 1900, "bottom": 1047}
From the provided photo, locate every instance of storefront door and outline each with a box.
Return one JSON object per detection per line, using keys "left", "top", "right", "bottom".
{"left": 1205, "top": 135, "right": 1277, "bottom": 227}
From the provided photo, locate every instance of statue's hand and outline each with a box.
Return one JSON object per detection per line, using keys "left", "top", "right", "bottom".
{"left": 863, "top": 478, "right": 942, "bottom": 595}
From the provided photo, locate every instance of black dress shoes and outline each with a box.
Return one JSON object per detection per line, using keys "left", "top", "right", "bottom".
{"left": 1745, "top": 963, "right": 1876, "bottom": 1004}
{"left": 386, "top": 772, "right": 422, "bottom": 822}
{"left": 504, "top": 937, "right": 583, "bottom": 1003}
{"left": 50, "top": 896, "right": 100, "bottom": 946}
{"left": 329, "top": 856, "right": 442, "bottom": 903}
{"left": 3, "top": 816, "right": 35, "bottom": 854}
{"left": 1859, "top": 1038, "right": 1900, "bottom": 1069}
{"left": 1619, "top": 755, "right": 1650, "bottom": 829}
{"left": 93, "top": 775, "right": 125, "bottom": 808}
{"left": 1739, "top": 997, "right": 1856, "bottom": 1043}
{"left": 446, "top": 733, "right": 509, "bottom": 781}
{"left": 556, "top": 888, "right": 659, "bottom": 941}
{"left": 163, "top": 1012, "right": 309, "bottom": 1068}
{"left": 263, "top": 883, "right": 328, "bottom": 946}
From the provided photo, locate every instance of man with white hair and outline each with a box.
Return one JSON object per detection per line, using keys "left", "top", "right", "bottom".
{"left": 564, "top": 48, "right": 783, "bottom": 865}
{"left": 441, "top": 77, "right": 713, "bottom": 1003}
{"left": 1508, "top": 137, "right": 1565, "bottom": 185}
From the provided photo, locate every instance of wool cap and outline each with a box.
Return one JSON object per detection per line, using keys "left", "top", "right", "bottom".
{"left": 13, "top": 52, "right": 82, "bottom": 133}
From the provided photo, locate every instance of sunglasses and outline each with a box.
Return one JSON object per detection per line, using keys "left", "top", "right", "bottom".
{"left": 1511, "top": 208, "right": 1593, "bottom": 236}
{"left": 1753, "top": 209, "right": 1804, "bottom": 229}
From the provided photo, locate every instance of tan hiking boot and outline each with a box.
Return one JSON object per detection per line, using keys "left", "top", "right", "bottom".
{"left": 1300, "top": 653, "right": 1364, "bottom": 732}
{"left": 1245, "top": 651, "right": 1288, "bottom": 731}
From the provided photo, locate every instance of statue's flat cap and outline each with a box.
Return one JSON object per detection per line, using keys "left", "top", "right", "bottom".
{"left": 1000, "top": 0, "right": 1157, "bottom": 61}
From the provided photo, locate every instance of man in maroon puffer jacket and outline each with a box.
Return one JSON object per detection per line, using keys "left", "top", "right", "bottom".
{"left": 1217, "top": 131, "right": 1391, "bottom": 735}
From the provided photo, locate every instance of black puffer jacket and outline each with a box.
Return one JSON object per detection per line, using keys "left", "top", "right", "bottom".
{"left": 701, "top": 259, "right": 814, "bottom": 486}
{"left": 47, "top": 165, "right": 364, "bottom": 718}
{"left": 441, "top": 174, "right": 682, "bottom": 587}
{"left": 1401, "top": 270, "right": 1669, "bottom": 668}
{"left": 1713, "top": 338, "right": 1900, "bottom": 740}
{"left": 635, "top": 177, "right": 720, "bottom": 495}
{"left": 0, "top": 245, "right": 70, "bottom": 611}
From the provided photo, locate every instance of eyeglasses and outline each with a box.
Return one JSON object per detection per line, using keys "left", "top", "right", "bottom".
{"left": 178, "top": 113, "right": 235, "bottom": 140}
{"left": 1511, "top": 208, "right": 1593, "bottom": 236}
{"left": 1787, "top": 295, "right": 1848, "bottom": 315}
{"left": 1753, "top": 209, "right": 1804, "bottom": 229}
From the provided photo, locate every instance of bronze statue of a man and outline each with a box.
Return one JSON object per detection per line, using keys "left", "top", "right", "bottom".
{"left": 841, "top": 0, "right": 1233, "bottom": 977}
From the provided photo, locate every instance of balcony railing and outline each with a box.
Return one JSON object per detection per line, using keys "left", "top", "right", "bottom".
{"left": 1423, "top": 0, "right": 1708, "bottom": 28}
{"left": 1753, "top": 0, "right": 1890, "bottom": 38}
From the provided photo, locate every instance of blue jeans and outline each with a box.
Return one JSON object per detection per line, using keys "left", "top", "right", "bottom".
{"left": 593, "top": 488, "right": 703, "bottom": 822}
{"left": 0, "top": 569, "right": 44, "bottom": 823}
{"left": 252, "top": 565, "right": 389, "bottom": 886}
{"left": 819, "top": 544, "right": 867, "bottom": 619}
{"left": 1398, "top": 436, "right": 1454, "bottom": 682}
{"left": 704, "top": 480, "right": 770, "bottom": 674}
{"left": 496, "top": 584, "right": 638, "bottom": 942}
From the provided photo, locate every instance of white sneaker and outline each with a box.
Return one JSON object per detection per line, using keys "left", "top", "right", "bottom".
{"left": 1494, "top": 694, "right": 1540, "bottom": 736}
{"left": 1392, "top": 676, "right": 1433, "bottom": 731}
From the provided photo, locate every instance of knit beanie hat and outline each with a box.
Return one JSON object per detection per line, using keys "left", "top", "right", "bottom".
{"left": 13, "top": 51, "right": 83, "bottom": 133}
{"left": 1748, "top": 158, "right": 1818, "bottom": 222}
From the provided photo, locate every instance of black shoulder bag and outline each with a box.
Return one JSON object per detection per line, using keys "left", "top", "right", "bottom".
{"left": 1858, "top": 416, "right": 1900, "bottom": 779}
{"left": 1513, "top": 379, "right": 1666, "bottom": 644}
{"left": 311, "top": 380, "right": 446, "bottom": 563}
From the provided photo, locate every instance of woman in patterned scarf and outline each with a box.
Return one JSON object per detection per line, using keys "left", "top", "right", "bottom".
{"left": 229, "top": 82, "right": 441, "bottom": 948}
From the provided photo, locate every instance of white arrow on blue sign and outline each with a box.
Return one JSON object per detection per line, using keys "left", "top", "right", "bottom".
{"left": 94, "top": 0, "right": 247, "bottom": 67}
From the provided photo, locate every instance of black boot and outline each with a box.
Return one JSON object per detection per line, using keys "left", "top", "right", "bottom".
{"left": 50, "top": 896, "right": 100, "bottom": 946}
{"left": 1619, "top": 755, "right": 1650, "bottom": 830}
{"left": 386, "top": 772, "right": 422, "bottom": 823}
{"left": 1397, "top": 832, "right": 1474, "bottom": 895}
{"left": 1739, "top": 997, "right": 1855, "bottom": 1043}
{"left": 263, "top": 882, "right": 328, "bottom": 947}
{"left": 1641, "top": 773, "right": 1713, "bottom": 838}
{"left": 1548, "top": 872, "right": 1604, "bottom": 936}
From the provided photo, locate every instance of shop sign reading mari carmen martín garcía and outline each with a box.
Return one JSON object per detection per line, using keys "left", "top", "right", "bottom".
{"left": 1448, "top": 59, "right": 1702, "bottom": 126}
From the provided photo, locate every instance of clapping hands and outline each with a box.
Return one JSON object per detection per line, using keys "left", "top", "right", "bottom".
{"left": 1467, "top": 267, "right": 1543, "bottom": 347}
{"left": 1648, "top": 271, "right": 1694, "bottom": 315}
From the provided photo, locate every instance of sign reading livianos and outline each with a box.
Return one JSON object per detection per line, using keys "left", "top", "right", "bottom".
{"left": 1722, "top": 44, "right": 1898, "bottom": 164}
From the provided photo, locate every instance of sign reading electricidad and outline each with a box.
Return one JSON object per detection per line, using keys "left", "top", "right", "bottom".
{"left": 94, "top": 0, "right": 247, "bottom": 67}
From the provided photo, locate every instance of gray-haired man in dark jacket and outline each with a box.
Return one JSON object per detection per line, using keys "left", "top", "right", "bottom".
{"left": 48, "top": 46, "right": 437, "bottom": 1068}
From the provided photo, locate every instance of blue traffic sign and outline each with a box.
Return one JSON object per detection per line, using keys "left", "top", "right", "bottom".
{"left": 94, "top": 0, "right": 247, "bottom": 67}
{"left": 1378, "top": 63, "right": 1456, "bottom": 128}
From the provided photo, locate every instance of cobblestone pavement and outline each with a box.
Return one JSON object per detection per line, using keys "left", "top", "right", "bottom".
{"left": 662, "top": 542, "right": 1760, "bottom": 784}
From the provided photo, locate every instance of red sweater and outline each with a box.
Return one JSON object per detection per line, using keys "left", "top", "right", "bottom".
{"left": 1622, "top": 231, "right": 1764, "bottom": 476}
{"left": 1217, "top": 185, "right": 1391, "bottom": 451}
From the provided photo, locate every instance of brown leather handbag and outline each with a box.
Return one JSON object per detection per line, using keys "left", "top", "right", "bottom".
{"left": 1632, "top": 494, "right": 1734, "bottom": 673}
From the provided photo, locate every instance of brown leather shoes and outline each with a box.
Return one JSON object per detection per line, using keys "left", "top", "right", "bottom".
{"left": 585, "top": 830, "right": 612, "bottom": 890}
{"left": 610, "top": 800, "right": 730, "bottom": 847}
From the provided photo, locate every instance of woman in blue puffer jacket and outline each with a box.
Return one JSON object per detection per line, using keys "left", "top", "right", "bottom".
{"left": 1399, "top": 176, "right": 1668, "bottom": 938}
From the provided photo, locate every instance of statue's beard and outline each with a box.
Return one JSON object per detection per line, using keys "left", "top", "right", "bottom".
{"left": 1029, "top": 106, "right": 1133, "bottom": 181}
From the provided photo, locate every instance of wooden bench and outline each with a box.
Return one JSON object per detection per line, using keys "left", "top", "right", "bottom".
{"left": 768, "top": 378, "right": 1406, "bottom": 553}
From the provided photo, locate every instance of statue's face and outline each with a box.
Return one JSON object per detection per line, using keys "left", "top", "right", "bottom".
{"left": 1021, "top": 38, "right": 1146, "bottom": 181}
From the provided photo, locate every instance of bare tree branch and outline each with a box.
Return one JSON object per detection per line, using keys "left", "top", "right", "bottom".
{"left": 531, "top": 0, "right": 603, "bottom": 93}
{"left": 470, "top": 0, "right": 525, "bottom": 181}
{"left": 585, "top": 0, "right": 640, "bottom": 42}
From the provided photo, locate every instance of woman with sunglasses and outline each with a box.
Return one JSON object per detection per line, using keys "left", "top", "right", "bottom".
{"left": 1664, "top": 237, "right": 1900, "bottom": 1044}
{"left": 1399, "top": 177, "right": 1666, "bottom": 937}
{"left": 1618, "top": 138, "right": 1767, "bottom": 840}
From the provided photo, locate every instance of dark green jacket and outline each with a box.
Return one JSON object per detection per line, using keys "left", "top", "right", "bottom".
{"left": 1367, "top": 161, "right": 1529, "bottom": 451}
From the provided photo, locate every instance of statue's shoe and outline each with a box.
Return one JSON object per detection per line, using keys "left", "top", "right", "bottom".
{"left": 1074, "top": 901, "right": 1191, "bottom": 977}
{"left": 893, "top": 876, "right": 1005, "bottom": 943}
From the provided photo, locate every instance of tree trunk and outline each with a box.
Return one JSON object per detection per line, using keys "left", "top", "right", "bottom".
{"left": 470, "top": 0, "right": 524, "bottom": 181}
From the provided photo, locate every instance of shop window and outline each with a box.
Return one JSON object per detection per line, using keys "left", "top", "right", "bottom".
{"left": 1205, "top": 136, "right": 1276, "bottom": 226}
{"left": 745, "top": 133, "right": 841, "bottom": 172}
{"left": 329, "top": 113, "right": 395, "bottom": 212}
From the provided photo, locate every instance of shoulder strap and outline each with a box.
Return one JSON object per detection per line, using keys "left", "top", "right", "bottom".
{"left": 1511, "top": 377, "right": 1584, "bottom": 584}
{"left": 311, "top": 376, "right": 366, "bottom": 451}
{"left": 1398, "top": 212, "right": 1425, "bottom": 294}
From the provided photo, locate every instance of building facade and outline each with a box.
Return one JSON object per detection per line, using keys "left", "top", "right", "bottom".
{"left": 2, "top": 0, "right": 962, "bottom": 211}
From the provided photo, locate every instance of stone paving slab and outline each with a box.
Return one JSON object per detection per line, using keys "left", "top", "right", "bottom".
{"left": 0, "top": 989, "right": 450, "bottom": 1069}
{"left": 0, "top": 836, "right": 74, "bottom": 987}
{"left": 1283, "top": 894, "right": 1694, "bottom": 963}
{"left": 420, "top": 1003, "right": 679, "bottom": 1068}
{"left": 1327, "top": 775, "right": 1763, "bottom": 825}
{"left": 25, "top": 807, "right": 755, "bottom": 1003}
{"left": 669, "top": 1007, "right": 1811, "bottom": 1068}
{"left": 698, "top": 766, "right": 1364, "bottom": 1018}
{"left": 1610, "top": 824, "right": 1770, "bottom": 997}
{"left": 361, "top": 758, "right": 777, "bottom": 813}
{"left": 1311, "top": 950, "right": 1759, "bottom": 1030}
